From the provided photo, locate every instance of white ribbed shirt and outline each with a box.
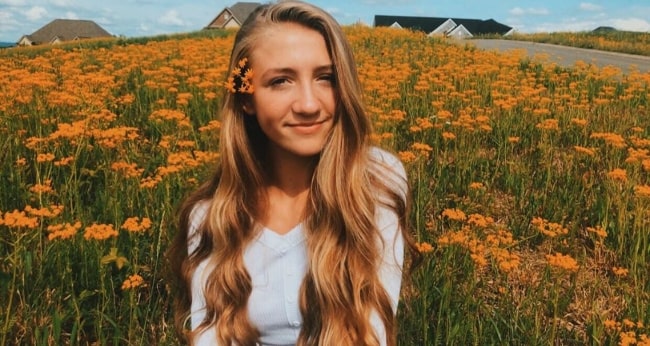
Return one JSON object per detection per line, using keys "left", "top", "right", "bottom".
{"left": 189, "top": 148, "right": 406, "bottom": 346}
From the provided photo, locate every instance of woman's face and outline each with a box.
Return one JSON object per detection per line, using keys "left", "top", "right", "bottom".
{"left": 244, "top": 22, "right": 336, "bottom": 161}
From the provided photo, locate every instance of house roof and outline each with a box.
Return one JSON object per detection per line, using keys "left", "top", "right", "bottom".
{"left": 374, "top": 15, "right": 512, "bottom": 36}
{"left": 23, "top": 19, "right": 111, "bottom": 44}
{"left": 229, "top": 2, "right": 262, "bottom": 24}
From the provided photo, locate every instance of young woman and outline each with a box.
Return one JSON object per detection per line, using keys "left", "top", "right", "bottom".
{"left": 168, "top": 1, "right": 419, "bottom": 345}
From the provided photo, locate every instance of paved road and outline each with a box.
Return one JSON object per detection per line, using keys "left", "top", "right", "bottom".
{"left": 466, "top": 39, "right": 650, "bottom": 75}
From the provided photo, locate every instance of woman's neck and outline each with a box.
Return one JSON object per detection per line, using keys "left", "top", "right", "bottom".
{"left": 258, "top": 148, "right": 318, "bottom": 234}
{"left": 267, "top": 148, "right": 317, "bottom": 194}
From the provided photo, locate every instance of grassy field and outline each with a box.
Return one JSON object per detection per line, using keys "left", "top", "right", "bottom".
{"left": 497, "top": 30, "right": 650, "bottom": 57}
{"left": 1, "top": 27, "right": 649, "bottom": 345}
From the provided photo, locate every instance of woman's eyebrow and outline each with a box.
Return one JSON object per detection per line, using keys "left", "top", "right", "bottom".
{"left": 261, "top": 64, "right": 333, "bottom": 79}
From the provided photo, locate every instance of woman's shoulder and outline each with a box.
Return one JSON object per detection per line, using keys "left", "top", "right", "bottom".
{"left": 187, "top": 199, "right": 212, "bottom": 254}
{"left": 369, "top": 146, "right": 406, "bottom": 177}
{"left": 368, "top": 146, "right": 408, "bottom": 196}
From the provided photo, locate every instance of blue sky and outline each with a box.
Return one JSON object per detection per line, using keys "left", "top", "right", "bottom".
{"left": 1, "top": 0, "right": 650, "bottom": 42}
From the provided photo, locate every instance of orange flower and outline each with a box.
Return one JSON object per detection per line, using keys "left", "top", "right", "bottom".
{"left": 442, "top": 208, "right": 466, "bottom": 221}
{"left": 15, "top": 157, "right": 27, "bottom": 166}
{"left": 121, "top": 274, "right": 145, "bottom": 290}
{"left": 36, "top": 153, "right": 55, "bottom": 163}
{"left": 1, "top": 210, "right": 39, "bottom": 229}
{"left": 634, "top": 184, "right": 650, "bottom": 198}
{"left": 531, "top": 217, "right": 568, "bottom": 237}
{"left": 29, "top": 179, "right": 55, "bottom": 194}
{"left": 24, "top": 205, "right": 64, "bottom": 218}
{"left": 47, "top": 222, "right": 82, "bottom": 241}
{"left": 612, "top": 266, "right": 629, "bottom": 277}
{"left": 415, "top": 242, "right": 433, "bottom": 253}
{"left": 536, "top": 119, "right": 559, "bottom": 131}
{"left": 574, "top": 146, "right": 596, "bottom": 156}
{"left": 121, "top": 217, "right": 152, "bottom": 233}
{"left": 398, "top": 151, "right": 417, "bottom": 164}
{"left": 469, "top": 182, "right": 485, "bottom": 190}
{"left": 607, "top": 168, "right": 627, "bottom": 182}
{"left": 546, "top": 252, "right": 579, "bottom": 272}
{"left": 84, "top": 223, "right": 118, "bottom": 240}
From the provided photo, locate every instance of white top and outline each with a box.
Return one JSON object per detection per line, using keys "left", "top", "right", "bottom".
{"left": 188, "top": 147, "right": 407, "bottom": 346}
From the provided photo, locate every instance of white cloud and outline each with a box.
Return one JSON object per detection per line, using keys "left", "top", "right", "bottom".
{"left": 509, "top": 7, "right": 549, "bottom": 16}
{"left": 326, "top": 7, "right": 341, "bottom": 16}
{"left": 25, "top": 6, "right": 47, "bottom": 21}
{"left": 0, "top": 0, "right": 26, "bottom": 6}
{"left": 608, "top": 18, "right": 650, "bottom": 32}
{"left": 159, "top": 9, "right": 185, "bottom": 26}
{"left": 579, "top": 3, "right": 603, "bottom": 12}
{"left": 49, "top": 0, "right": 74, "bottom": 7}
{"left": 362, "top": 0, "right": 414, "bottom": 4}
{"left": 95, "top": 16, "right": 112, "bottom": 25}
{"left": 63, "top": 11, "right": 78, "bottom": 19}
{"left": 0, "top": 9, "right": 18, "bottom": 29}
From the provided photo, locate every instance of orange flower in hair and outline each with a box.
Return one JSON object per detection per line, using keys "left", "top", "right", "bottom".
{"left": 224, "top": 58, "right": 254, "bottom": 94}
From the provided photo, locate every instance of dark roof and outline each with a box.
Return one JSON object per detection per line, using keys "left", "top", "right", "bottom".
{"left": 24, "top": 19, "right": 111, "bottom": 44}
{"left": 229, "top": 2, "right": 262, "bottom": 24}
{"left": 593, "top": 26, "right": 617, "bottom": 33}
{"left": 374, "top": 15, "right": 512, "bottom": 36}
{"left": 374, "top": 15, "right": 447, "bottom": 33}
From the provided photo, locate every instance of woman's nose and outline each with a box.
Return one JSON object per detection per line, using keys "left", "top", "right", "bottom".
{"left": 292, "top": 83, "right": 320, "bottom": 116}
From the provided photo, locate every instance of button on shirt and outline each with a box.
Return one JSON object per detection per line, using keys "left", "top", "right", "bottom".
{"left": 189, "top": 147, "right": 406, "bottom": 346}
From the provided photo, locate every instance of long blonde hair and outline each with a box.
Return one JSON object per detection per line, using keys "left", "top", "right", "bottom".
{"left": 168, "top": 1, "right": 419, "bottom": 345}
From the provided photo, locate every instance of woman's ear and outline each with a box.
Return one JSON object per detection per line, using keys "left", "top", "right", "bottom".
{"left": 242, "top": 101, "right": 254, "bottom": 115}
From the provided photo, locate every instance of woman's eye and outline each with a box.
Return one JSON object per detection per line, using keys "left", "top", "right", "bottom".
{"left": 270, "top": 78, "right": 288, "bottom": 86}
{"left": 319, "top": 74, "right": 334, "bottom": 83}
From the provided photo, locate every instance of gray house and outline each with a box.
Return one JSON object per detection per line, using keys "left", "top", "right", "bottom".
{"left": 205, "top": 2, "right": 261, "bottom": 30}
{"left": 18, "top": 19, "right": 112, "bottom": 46}
{"left": 374, "top": 15, "right": 513, "bottom": 39}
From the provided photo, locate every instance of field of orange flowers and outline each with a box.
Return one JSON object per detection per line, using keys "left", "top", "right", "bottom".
{"left": 1, "top": 27, "right": 649, "bottom": 345}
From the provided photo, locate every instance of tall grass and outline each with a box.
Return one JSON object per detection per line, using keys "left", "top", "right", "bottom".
{"left": 498, "top": 30, "right": 650, "bottom": 57}
{"left": 1, "top": 26, "right": 649, "bottom": 345}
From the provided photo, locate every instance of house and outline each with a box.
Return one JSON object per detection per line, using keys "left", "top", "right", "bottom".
{"left": 374, "top": 15, "right": 513, "bottom": 39}
{"left": 17, "top": 19, "right": 112, "bottom": 46}
{"left": 205, "top": 2, "right": 261, "bottom": 30}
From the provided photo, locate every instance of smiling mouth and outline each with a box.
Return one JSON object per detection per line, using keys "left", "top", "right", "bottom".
{"left": 286, "top": 118, "right": 330, "bottom": 134}
{"left": 287, "top": 118, "right": 330, "bottom": 128}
